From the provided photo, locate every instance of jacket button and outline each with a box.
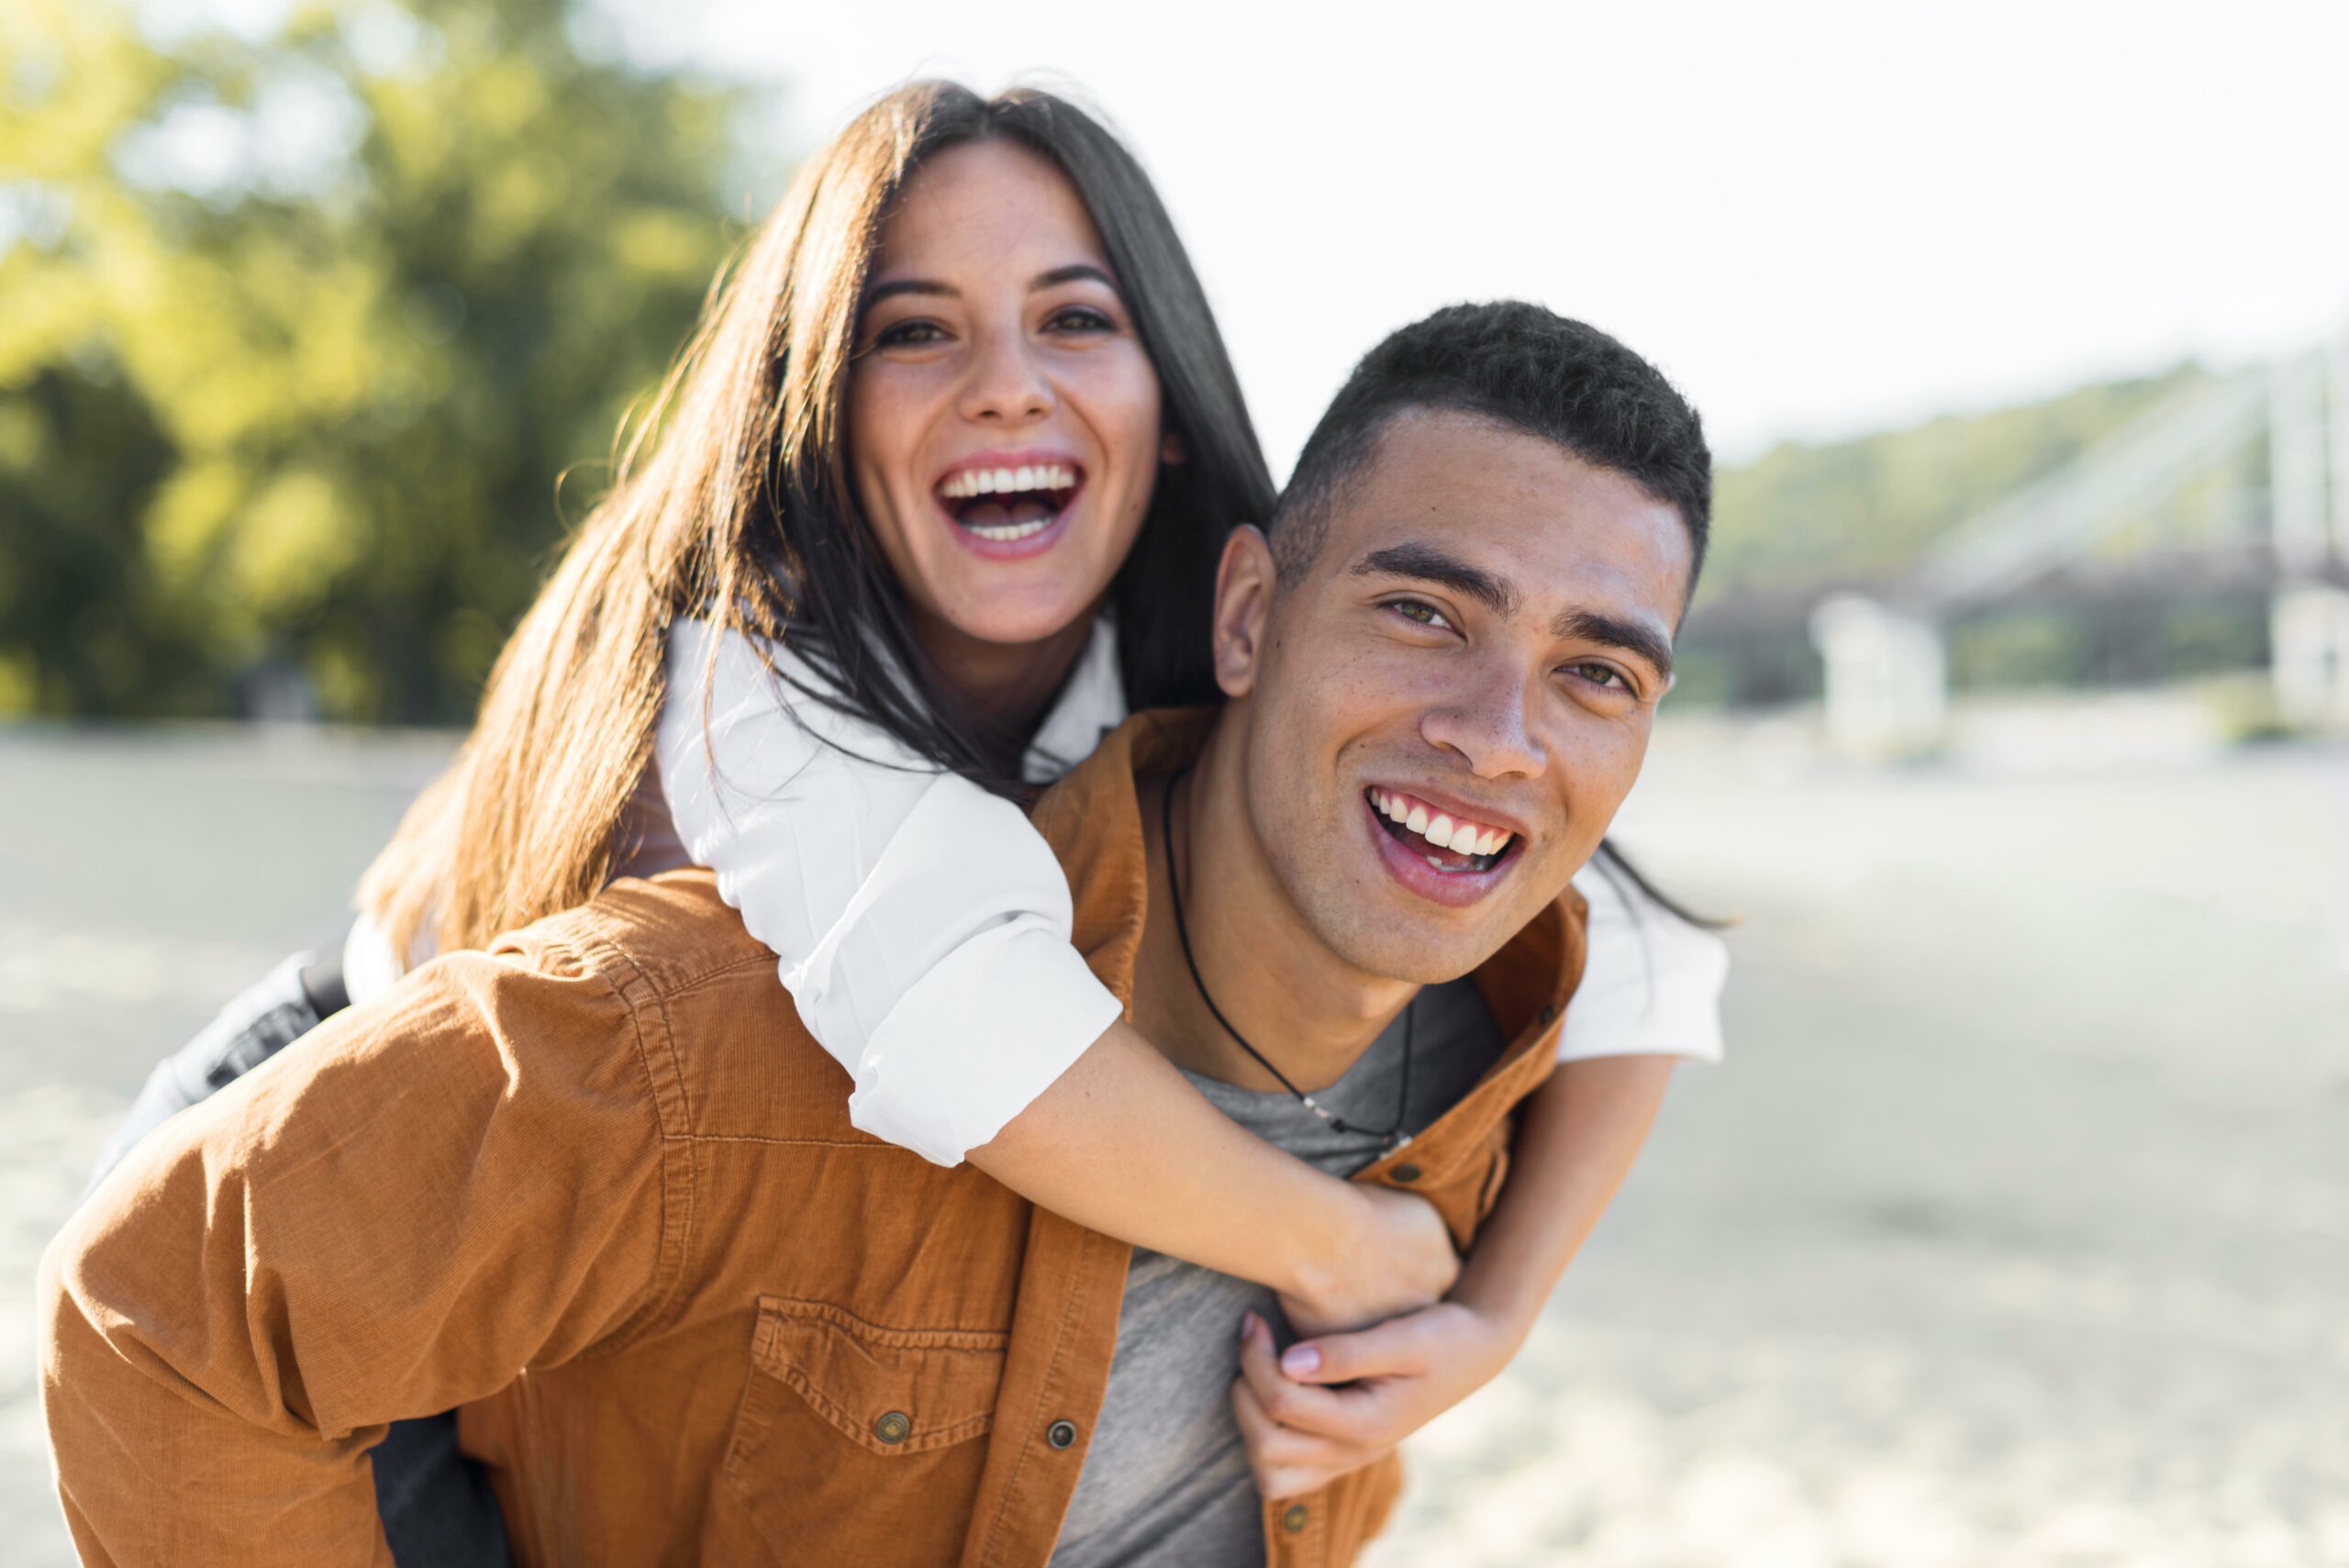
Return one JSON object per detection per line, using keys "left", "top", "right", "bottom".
{"left": 1392, "top": 1163, "right": 1422, "bottom": 1184}
{"left": 1283, "top": 1503, "right": 1308, "bottom": 1532}
{"left": 1047, "top": 1419, "right": 1078, "bottom": 1450}
{"left": 874, "top": 1410, "right": 911, "bottom": 1444}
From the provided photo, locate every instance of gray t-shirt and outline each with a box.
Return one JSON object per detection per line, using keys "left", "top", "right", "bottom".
{"left": 1048, "top": 978, "right": 1506, "bottom": 1568}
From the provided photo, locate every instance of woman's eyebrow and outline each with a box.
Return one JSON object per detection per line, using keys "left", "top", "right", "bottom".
{"left": 1032, "top": 262, "right": 1119, "bottom": 292}
{"left": 863, "top": 264, "right": 1117, "bottom": 312}
{"left": 863, "top": 277, "right": 953, "bottom": 308}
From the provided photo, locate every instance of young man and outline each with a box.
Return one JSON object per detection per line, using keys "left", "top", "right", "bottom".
{"left": 41, "top": 301, "right": 1710, "bottom": 1567}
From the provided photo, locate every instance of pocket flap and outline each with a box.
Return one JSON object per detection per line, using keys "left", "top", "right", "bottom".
{"left": 751, "top": 1296, "right": 1008, "bottom": 1456}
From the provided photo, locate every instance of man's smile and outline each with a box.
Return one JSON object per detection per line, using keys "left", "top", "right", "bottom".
{"left": 1358, "top": 784, "right": 1527, "bottom": 908}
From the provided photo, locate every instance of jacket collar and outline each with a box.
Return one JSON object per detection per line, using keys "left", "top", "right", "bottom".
{"left": 1031, "top": 707, "right": 1586, "bottom": 1124}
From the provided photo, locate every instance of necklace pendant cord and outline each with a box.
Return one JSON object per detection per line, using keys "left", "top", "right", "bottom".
{"left": 1163, "top": 766, "right": 1414, "bottom": 1153}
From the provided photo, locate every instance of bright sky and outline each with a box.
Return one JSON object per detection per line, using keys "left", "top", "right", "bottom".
{"left": 178, "top": 0, "right": 2349, "bottom": 473}
{"left": 639, "top": 0, "right": 2349, "bottom": 472}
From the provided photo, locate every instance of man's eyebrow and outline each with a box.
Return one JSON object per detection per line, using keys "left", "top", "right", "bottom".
{"left": 1553, "top": 607, "right": 1675, "bottom": 682}
{"left": 863, "top": 263, "right": 1118, "bottom": 312}
{"left": 1350, "top": 542, "right": 1519, "bottom": 617}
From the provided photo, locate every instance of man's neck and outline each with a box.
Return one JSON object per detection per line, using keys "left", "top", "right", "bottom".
{"left": 1130, "top": 722, "right": 1419, "bottom": 1093}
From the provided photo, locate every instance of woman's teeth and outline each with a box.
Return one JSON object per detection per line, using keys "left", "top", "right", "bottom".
{"left": 963, "top": 516, "right": 1052, "bottom": 541}
{"left": 938, "top": 462, "right": 1079, "bottom": 541}
{"left": 939, "top": 463, "right": 1079, "bottom": 499}
{"left": 1368, "top": 788, "right": 1514, "bottom": 861}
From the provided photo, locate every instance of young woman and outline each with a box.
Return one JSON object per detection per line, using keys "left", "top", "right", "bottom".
{"left": 92, "top": 82, "right": 1725, "bottom": 1561}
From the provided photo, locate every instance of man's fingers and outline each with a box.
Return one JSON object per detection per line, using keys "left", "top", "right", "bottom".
{"left": 1237, "top": 1312, "right": 1355, "bottom": 1438}
{"left": 1280, "top": 1310, "right": 1427, "bottom": 1386}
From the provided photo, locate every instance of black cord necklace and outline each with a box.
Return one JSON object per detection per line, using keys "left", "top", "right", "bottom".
{"left": 1161, "top": 767, "right": 1414, "bottom": 1154}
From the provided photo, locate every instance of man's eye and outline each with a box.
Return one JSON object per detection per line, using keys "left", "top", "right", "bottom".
{"left": 1567, "top": 662, "right": 1628, "bottom": 691}
{"left": 1387, "top": 600, "right": 1454, "bottom": 632}
{"left": 873, "top": 319, "right": 947, "bottom": 348}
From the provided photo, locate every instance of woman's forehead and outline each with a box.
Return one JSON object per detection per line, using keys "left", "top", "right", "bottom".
{"left": 874, "top": 140, "right": 1108, "bottom": 282}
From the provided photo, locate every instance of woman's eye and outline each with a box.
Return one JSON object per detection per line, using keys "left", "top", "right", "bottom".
{"left": 1387, "top": 600, "right": 1454, "bottom": 632}
{"left": 872, "top": 319, "right": 947, "bottom": 349}
{"left": 1045, "top": 305, "right": 1117, "bottom": 334}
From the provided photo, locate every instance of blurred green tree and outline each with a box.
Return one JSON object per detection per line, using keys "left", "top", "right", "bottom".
{"left": 0, "top": 0, "right": 748, "bottom": 719}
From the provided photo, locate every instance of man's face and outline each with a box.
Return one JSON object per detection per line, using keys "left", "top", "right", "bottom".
{"left": 1219, "top": 408, "right": 1693, "bottom": 984}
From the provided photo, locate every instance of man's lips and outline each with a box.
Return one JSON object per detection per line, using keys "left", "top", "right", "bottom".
{"left": 1359, "top": 787, "right": 1524, "bottom": 908}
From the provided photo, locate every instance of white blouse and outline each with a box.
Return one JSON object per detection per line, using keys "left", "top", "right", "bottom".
{"left": 355, "top": 615, "right": 1727, "bottom": 1169}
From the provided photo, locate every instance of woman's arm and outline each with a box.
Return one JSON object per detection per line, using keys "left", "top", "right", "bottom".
{"left": 658, "top": 620, "right": 1456, "bottom": 1320}
{"left": 1230, "top": 870, "right": 1729, "bottom": 1494}
{"left": 972, "top": 1018, "right": 1459, "bottom": 1324}
{"left": 1230, "top": 1054, "right": 1676, "bottom": 1497}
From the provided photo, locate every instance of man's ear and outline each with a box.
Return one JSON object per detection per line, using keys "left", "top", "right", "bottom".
{"left": 1211, "top": 525, "right": 1277, "bottom": 699}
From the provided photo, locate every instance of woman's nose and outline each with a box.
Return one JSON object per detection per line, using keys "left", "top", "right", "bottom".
{"left": 1419, "top": 664, "right": 1547, "bottom": 780}
{"left": 957, "top": 327, "right": 1054, "bottom": 426}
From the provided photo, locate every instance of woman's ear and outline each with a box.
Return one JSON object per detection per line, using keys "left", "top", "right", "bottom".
{"left": 1211, "top": 525, "right": 1276, "bottom": 699}
{"left": 1161, "top": 429, "right": 1187, "bottom": 466}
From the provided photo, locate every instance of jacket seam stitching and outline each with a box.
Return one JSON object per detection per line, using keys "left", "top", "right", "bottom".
{"left": 974, "top": 1224, "right": 1093, "bottom": 1567}
{"left": 562, "top": 932, "right": 698, "bottom": 1357}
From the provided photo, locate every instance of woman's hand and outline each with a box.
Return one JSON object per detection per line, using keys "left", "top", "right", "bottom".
{"left": 1230, "top": 1301, "right": 1519, "bottom": 1499}
{"left": 1278, "top": 1184, "right": 1459, "bottom": 1339}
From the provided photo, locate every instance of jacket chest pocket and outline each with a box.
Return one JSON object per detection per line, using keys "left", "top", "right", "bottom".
{"left": 720, "top": 1296, "right": 1008, "bottom": 1562}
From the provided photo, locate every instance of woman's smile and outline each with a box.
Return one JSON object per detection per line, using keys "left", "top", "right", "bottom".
{"left": 933, "top": 447, "right": 1087, "bottom": 556}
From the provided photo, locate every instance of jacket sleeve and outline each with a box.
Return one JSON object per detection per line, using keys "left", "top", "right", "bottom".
{"left": 656, "top": 617, "right": 1121, "bottom": 1167}
{"left": 38, "top": 939, "right": 674, "bottom": 1568}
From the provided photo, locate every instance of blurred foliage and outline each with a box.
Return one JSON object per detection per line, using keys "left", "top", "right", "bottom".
{"left": 0, "top": 0, "right": 748, "bottom": 719}
{"left": 1705, "top": 364, "right": 2210, "bottom": 595}
{"left": 1681, "top": 363, "right": 2282, "bottom": 704}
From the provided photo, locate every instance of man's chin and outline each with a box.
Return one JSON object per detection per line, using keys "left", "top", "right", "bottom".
{"left": 1314, "top": 913, "right": 1510, "bottom": 990}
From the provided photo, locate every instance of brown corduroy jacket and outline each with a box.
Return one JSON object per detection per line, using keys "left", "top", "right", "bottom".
{"left": 40, "top": 710, "right": 1586, "bottom": 1568}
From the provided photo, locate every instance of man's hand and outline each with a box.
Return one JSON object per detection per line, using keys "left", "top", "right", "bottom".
{"left": 1230, "top": 1301, "right": 1519, "bottom": 1499}
{"left": 1278, "top": 1184, "right": 1458, "bottom": 1340}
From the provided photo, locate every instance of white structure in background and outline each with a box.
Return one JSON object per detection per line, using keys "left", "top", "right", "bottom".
{"left": 2273, "top": 584, "right": 2349, "bottom": 727}
{"left": 1809, "top": 321, "right": 2349, "bottom": 758}
{"left": 1810, "top": 595, "right": 1946, "bottom": 760}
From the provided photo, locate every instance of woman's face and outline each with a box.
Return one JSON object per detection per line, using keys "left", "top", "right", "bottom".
{"left": 848, "top": 139, "right": 1166, "bottom": 657}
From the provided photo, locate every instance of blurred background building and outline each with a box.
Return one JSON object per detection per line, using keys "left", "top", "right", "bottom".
{"left": 4, "top": 2, "right": 2345, "bottom": 1564}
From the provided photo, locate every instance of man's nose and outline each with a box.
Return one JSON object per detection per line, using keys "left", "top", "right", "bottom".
{"left": 1418, "top": 662, "right": 1547, "bottom": 781}
{"left": 956, "top": 326, "right": 1054, "bottom": 426}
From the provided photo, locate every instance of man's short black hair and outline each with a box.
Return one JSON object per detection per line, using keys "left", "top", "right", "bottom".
{"left": 1270, "top": 301, "right": 1712, "bottom": 591}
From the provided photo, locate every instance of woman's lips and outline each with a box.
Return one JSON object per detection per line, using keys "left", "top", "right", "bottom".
{"left": 932, "top": 457, "right": 1086, "bottom": 561}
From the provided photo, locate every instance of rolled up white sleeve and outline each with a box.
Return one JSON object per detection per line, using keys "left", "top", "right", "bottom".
{"left": 656, "top": 619, "right": 1122, "bottom": 1166}
{"left": 1558, "top": 860, "right": 1730, "bottom": 1064}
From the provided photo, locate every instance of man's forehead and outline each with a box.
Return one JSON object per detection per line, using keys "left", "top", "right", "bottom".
{"left": 1321, "top": 411, "right": 1693, "bottom": 629}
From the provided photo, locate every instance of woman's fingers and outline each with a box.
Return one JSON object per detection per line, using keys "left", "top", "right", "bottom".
{"left": 1229, "top": 1375, "right": 1359, "bottom": 1498}
{"left": 1236, "top": 1311, "right": 1356, "bottom": 1438}
{"left": 1279, "top": 1308, "right": 1431, "bottom": 1386}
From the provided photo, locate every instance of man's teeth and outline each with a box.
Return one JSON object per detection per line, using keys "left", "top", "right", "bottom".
{"left": 1369, "top": 789, "right": 1513, "bottom": 857}
{"left": 938, "top": 462, "right": 1079, "bottom": 500}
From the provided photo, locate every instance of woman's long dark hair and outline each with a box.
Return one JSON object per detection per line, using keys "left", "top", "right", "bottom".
{"left": 765, "top": 84, "right": 1275, "bottom": 792}
{"left": 359, "top": 83, "right": 1273, "bottom": 954}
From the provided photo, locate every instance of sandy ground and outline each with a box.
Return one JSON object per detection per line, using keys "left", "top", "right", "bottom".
{"left": 4, "top": 719, "right": 2345, "bottom": 1566}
